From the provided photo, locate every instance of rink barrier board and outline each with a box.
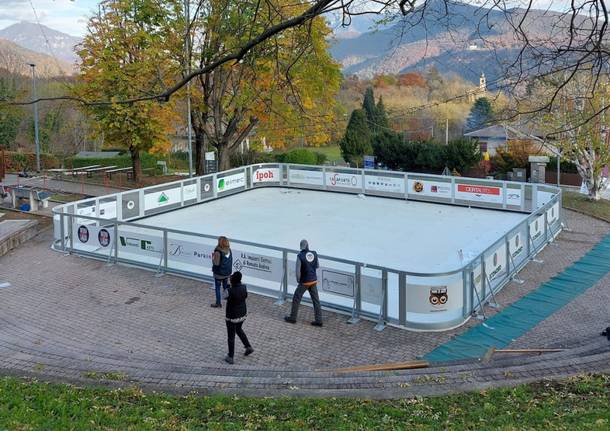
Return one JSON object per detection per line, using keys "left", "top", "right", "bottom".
{"left": 52, "top": 163, "right": 562, "bottom": 332}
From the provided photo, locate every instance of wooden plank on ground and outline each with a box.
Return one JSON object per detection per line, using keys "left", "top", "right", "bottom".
{"left": 327, "top": 360, "right": 429, "bottom": 373}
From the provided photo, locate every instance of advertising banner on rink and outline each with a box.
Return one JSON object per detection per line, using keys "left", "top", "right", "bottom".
{"left": 406, "top": 281, "right": 462, "bottom": 313}
{"left": 364, "top": 175, "right": 405, "bottom": 194}
{"left": 289, "top": 169, "right": 324, "bottom": 186}
{"left": 252, "top": 167, "right": 280, "bottom": 183}
{"left": 73, "top": 224, "right": 115, "bottom": 250}
{"left": 408, "top": 179, "right": 451, "bottom": 198}
{"left": 325, "top": 172, "right": 362, "bottom": 190}
{"left": 455, "top": 183, "right": 502, "bottom": 204}
{"left": 217, "top": 172, "right": 246, "bottom": 193}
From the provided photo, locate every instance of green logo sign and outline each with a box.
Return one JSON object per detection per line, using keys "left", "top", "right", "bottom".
{"left": 158, "top": 192, "right": 169, "bottom": 204}
{"left": 218, "top": 179, "right": 225, "bottom": 190}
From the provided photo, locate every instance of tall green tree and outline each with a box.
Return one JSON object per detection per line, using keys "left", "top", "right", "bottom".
{"left": 466, "top": 97, "right": 494, "bottom": 131}
{"left": 76, "top": 0, "right": 179, "bottom": 182}
{"left": 0, "top": 76, "right": 23, "bottom": 150}
{"left": 362, "top": 86, "right": 377, "bottom": 129}
{"left": 340, "top": 108, "right": 372, "bottom": 166}
{"left": 374, "top": 95, "right": 389, "bottom": 131}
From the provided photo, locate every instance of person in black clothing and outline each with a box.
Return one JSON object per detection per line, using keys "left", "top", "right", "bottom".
{"left": 211, "top": 236, "right": 232, "bottom": 308}
{"left": 224, "top": 271, "right": 253, "bottom": 364}
{"left": 284, "top": 239, "right": 323, "bottom": 326}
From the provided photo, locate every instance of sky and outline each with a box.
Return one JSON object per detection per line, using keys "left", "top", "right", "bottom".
{"left": 0, "top": 0, "right": 571, "bottom": 38}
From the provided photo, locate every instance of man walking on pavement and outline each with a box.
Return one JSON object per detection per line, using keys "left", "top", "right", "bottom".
{"left": 285, "top": 239, "right": 323, "bottom": 326}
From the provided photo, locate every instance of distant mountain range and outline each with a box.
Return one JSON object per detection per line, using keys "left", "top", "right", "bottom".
{"left": 329, "top": 0, "right": 572, "bottom": 83}
{"left": 0, "top": 21, "right": 80, "bottom": 77}
{"left": 0, "top": 4, "right": 571, "bottom": 83}
{"left": 0, "top": 37, "right": 75, "bottom": 77}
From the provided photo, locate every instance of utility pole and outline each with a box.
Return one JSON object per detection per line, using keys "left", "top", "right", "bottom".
{"left": 445, "top": 118, "right": 449, "bottom": 145}
{"left": 28, "top": 63, "right": 40, "bottom": 172}
{"left": 184, "top": 0, "right": 194, "bottom": 177}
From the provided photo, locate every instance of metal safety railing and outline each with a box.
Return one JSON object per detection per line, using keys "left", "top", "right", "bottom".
{"left": 51, "top": 163, "right": 563, "bottom": 331}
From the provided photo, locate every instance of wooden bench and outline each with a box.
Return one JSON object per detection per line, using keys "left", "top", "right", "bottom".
{"left": 86, "top": 165, "right": 117, "bottom": 178}
{"left": 70, "top": 165, "right": 101, "bottom": 177}
{"left": 105, "top": 167, "right": 131, "bottom": 180}
{"left": 46, "top": 168, "right": 68, "bottom": 180}
{"left": 126, "top": 167, "right": 155, "bottom": 181}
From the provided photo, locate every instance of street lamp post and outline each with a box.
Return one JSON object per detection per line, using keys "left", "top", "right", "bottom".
{"left": 28, "top": 63, "right": 41, "bottom": 172}
{"left": 184, "top": 0, "right": 194, "bottom": 178}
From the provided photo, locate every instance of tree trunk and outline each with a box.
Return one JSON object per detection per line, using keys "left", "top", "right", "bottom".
{"left": 218, "top": 142, "right": 231, "bottom": 171}
{"left": 129, "top": 146, "right": 142, "bottom": 183}
{"left": 194, "top": 132, "right": 205, "bottom": 175}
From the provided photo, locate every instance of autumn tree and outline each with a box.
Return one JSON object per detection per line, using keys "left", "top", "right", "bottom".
{"left": 527, "top": 74, "right": 610, "bottom": 200}
{"left": 76, "top": 0, "right": 179, "bottom": 181}
{"left": 180, "top": 0, "right": 340, "bottom": 172}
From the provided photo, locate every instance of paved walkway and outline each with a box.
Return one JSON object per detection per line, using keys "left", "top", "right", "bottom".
{"left": 0, "top": 210, "right": 608, "bottom": 396}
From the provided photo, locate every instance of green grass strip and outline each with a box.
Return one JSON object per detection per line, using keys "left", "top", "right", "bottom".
{"left": 425, "top": 233, "right": 610, "bottom": 362}
{"left": 0, "top": 375, "right": 609, "bottom": 430}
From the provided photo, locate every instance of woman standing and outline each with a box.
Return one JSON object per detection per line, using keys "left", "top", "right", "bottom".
{"left": 211, "top": 236, "right": 232, "bottom": 308}
{"left": 224, "top": 271, "right": 253, "bottom": 364}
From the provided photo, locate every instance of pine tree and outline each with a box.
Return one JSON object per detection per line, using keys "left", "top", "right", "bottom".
{"left": 374, "top": 96, "right": 389, "bottom": 131}
{"left": 340, "top": 109, "right": 372, "bottom": 166}
{"left": 362, "top": 87, "right": 377, "bottom": 130}
{"left": 466, "top": 97, "right": 494, "bottom": 131}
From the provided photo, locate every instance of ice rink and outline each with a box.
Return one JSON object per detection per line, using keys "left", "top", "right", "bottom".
{"left": 139, "top": 188, "right": 527, "bottom": 273}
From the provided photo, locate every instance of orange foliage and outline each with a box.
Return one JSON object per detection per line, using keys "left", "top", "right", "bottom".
{"left": 398, "top": 72, "right": 427, "bottom": 88}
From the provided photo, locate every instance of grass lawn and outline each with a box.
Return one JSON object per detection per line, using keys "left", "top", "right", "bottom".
{"left": 0, "top": 374, "right": 609, "bottom": 430}
{"left": 562, "top": 191, "right": 610, "bottom": 223}
{"left": 314, "top": 145, "right": 344, "bottom": 163}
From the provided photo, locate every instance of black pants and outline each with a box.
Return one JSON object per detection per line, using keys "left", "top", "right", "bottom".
{"left": 226, "top": 320, "right": 251, "bottom": 358}
{"left": 289, "top": 283, "right": 322, "bottom": 323}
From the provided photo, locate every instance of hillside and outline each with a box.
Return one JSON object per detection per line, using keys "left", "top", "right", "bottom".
{"left": 0, "top": 21, "right": 81, "bottom": 65}
{"left": 0, "top": 38, "right": 75, "bottom": 77}
{"left": 329, "top": 1, "right": 575, "bottom": 83}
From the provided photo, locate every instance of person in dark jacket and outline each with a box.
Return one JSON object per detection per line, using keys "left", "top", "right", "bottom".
{"left": 211, "top": 236, "right": 232, "bottom": 308}
{"left": 285, "top": 239, "right": 323, "bottom": 326}
{"left": 224, "top": 271, "right": 253, "bottom": 364}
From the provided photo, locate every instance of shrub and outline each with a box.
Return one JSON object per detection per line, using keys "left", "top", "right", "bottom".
{"left": 445, "top": 138, "right": 482, "bottom": 174}
{"left": 491, "top": 140, "right": 540, "bottom": 174}
{"left": 276, "top": 148, "right": 318, "bottom": 165}
{"left": 547, "top": 156, "right": 579, "bottom": 173}
{"left": 2, "top": 151, "right": 59, "bottom": 171}
{"left": 230, "top": 149, "right": 275, "bottom": 168}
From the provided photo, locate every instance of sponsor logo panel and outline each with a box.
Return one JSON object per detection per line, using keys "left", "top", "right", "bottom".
{"left": 408, "top": 179, "right": 451, "bottom": 197}
{"left": 455, "top": 183, "right": 502, "bottom": 204}
{"left": 325, "top": 172, "right": 361, "bottom": 189}
{"left": 73, "top": 224, "right": 115, "bottom": 250}
{"left": 288, "top": 169, "right": 324, "bottom": 186}
{"left": 183, "top": 183, "right": 198, "bottom": 201}
{"left": 217, "top": 172, "right": 246, "bottom": 192}
{"left": 253, "top": 168, "right": 280, "bottom": 183}
{"left": 144, "top": 188, "right": 181, "bottom": 210}
{"left": 485, "top": 245, "right": 506, "bottom": 281}
{"left": 364, "top": 175, "right": 405, "bottom": 194}
{"left": 407, "top": 280, "right": 462, "bottom": 313}
{"left": 321, "top": 269, "right": 354, "bottom": 297}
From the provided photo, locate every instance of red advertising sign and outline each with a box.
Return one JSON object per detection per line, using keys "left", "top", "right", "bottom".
{"left": 456, "top": 184, "right": 500, "bottom": 195}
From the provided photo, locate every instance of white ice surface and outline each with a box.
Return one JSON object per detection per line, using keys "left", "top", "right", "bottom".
{"left": 139, "top": 188, "right": 528, "bottom": 273}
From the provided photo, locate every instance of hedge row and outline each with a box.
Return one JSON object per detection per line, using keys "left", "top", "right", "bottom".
{"left": 230, "top": 148, "right": 327, "bottom": 167}
{"left": 1, "top": 151, "right": 60, "bottom": 171}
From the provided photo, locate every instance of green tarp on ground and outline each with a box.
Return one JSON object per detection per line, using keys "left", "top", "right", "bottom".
{"left": 424, "top": 233, "right": 610, "bottom": 362}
